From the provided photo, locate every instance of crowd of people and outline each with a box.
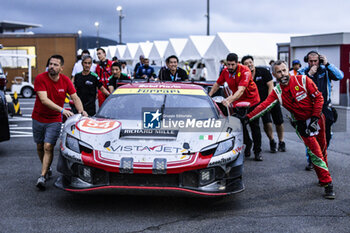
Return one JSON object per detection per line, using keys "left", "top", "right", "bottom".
{"left": 31, "top": 48, "right": 343, "bottom": 200}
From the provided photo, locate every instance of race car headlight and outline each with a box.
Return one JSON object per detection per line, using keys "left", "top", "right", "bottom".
{"left": 66, "top": 134, "right": 80, "bottom": 153}
{"left": 213, "top": 138, "right": 235, "bottom": 157}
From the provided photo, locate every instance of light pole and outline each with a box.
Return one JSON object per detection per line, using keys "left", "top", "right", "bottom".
{"left": 205, "top": 0, "right": 210, "bottom": 35}
{"left": 77, "top": 30, "right": 82, "bottom": 50}
{"left": 116, "top": 6, "right": 124, "bottom": 44}
{"left": 94, "top": 21, "right": 100, "bottom": 48}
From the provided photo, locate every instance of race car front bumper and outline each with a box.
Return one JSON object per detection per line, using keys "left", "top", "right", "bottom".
{"left": 54, "top": 151, "right": 244, "bottom": 196}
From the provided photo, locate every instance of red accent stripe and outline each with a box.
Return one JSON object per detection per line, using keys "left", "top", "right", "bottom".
{"left": 64, "top": 185, "right": 228, "bottom": 196}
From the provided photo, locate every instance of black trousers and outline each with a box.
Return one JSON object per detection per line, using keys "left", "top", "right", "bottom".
{"left": 325, "top": 117, "right": 333, "bottom": 148}
{"left": 243, "top": 105, "right": 261, "bottom": 154}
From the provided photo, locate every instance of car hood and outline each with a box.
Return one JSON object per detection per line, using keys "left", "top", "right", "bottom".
{"left": 64, "top": 115, "right": 242, "bottom": 155}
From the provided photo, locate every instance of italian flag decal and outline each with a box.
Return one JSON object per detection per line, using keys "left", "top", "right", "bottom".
{"left": 199, "top": 135, "right": 213, "bottom": 140}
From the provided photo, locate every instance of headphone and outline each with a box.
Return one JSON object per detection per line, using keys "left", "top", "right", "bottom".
{"left": 304, "top": 50, "right": 324, "bottom": 64}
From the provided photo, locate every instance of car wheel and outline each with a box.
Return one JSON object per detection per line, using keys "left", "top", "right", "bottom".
{"left": 21, "top": 87, "right": 33, "bottom": 98}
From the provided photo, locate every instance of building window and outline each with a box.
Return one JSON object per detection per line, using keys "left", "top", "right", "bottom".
{"left": 0, "top": 46, "right": 36, "bottom": 68}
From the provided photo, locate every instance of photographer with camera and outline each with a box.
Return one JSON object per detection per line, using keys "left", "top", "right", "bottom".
{"left": 298, "top": 51, "right": 343, "bottom": 170}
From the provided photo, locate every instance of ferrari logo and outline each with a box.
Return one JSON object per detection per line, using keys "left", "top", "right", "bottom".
{"left": 295, "top": 86, "right": 299, "bottom": 91}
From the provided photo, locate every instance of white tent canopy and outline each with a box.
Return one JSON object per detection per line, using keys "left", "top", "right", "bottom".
{"left": 138, "top": 41, "right": 153, "bottom": 58}
{"left": 149, "top": 40, "right": 168, "bottom": 60}
{"left": 114, "top": 45, "right": 127, "bottom": 60}
{"left": 108, "top": 46, "right": 117, "bottom": 59}
{"left": 203, "top": 32, "right": 292, "bottom": 80}
{"left": 180, "top": 35, "right": 215, "bottom": 60}
{"left": 204, "top": 32, "right": 291, "bottom": 64}
{"left": 85, "top": 32, "right": 294, "bottom": 79}
{"left": 123, "top": 43, "right": 139, "bottom": 60}
{"left": 88, "top": 48, "right": 97, "bottom": 60}
{"left": 163, "top": 38, "right": 188, "bottom": 60}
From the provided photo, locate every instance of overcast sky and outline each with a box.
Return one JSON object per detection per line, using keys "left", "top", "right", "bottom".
{"left": 1, "top": 0, "right": 350, "bottom": 43}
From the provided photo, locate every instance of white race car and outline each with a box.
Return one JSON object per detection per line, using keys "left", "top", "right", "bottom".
{"left": 55, "top": 82, "right": 247, "bottom": 196}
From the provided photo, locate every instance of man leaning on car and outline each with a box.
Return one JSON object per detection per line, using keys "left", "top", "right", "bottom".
{"left": 31, "top": 54, "right": 87, "bottom": 190}
{"left": 209, "top": 53, "right": 263, "bottom": 161}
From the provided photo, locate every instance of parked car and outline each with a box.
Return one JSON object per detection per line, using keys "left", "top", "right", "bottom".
{"left": 0, "top": 62, "right": 6, "bottom": 92}
{"left": 55, "top": 82, "right": 247, "bottom": 196}
{"left": 0, "top": 90, "right": 10, "bottom": 142}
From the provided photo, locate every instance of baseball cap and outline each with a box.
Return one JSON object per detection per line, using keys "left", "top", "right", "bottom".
{"left": 292, "top": 59, "right": 301, "bottom": 65}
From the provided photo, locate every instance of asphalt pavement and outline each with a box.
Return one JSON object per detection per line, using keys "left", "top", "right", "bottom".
{"left": 0, "top": 97, "right": 349, "bottom": 233}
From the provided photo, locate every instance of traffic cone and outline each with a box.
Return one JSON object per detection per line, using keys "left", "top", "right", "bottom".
{"left": 12, "top": 91, "right": 22, "bottom": 116}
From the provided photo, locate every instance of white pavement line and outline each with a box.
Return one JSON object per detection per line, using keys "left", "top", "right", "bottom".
{"left": 10, "top": 131, "right": 33, "bottom": 134}
{"left": 9, "top": 118, "right": 32, "bottom": 122}
{"left": 11, "top": 135, "right": 33, "bottom": 138}
{"left": 9, "top": 124, "right": 18, "bottom": 127}
{"left": 9, "top": 127, "right": 32, "bottom": 130}
{"left": 23, "top": 114, "right": 32, "bottom": 117}
{"left": 20, "top": 108, "right": 33, "bottom": 110}
{"left": 18, "top": 102, "right": 34, "bottom": 105}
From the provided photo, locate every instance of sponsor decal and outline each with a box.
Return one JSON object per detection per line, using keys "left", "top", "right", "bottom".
{"left": 209, "top": 156, "right": 232, "bottom": 166}
{"left": 199, "top": 135, "right": 213, "bottom": 140}
{"left": 120, "top": 129, "right": 178, "bottom": 137}
{"left": 115, "top": 88, "right": 206, "bottom": 96}
{"left": 296, "top": 92, "right": 307, "bottom": 102}
{"left": 58, "top": 89, "right": 65, "bottom": 92}
{"left": 295, "top": 86, "right": 299, "bottom": 91}
{"left": 77, "top": 119, "right": 121, "bottom": 134}
{"left": 107, "top": 144, "right": 183, "bottom": 153}
{"left": 232, "top": 145, "right": 244, "bottom": 154}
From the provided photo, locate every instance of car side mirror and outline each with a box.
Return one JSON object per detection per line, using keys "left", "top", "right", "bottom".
{"left": 233, "top": 101, "right": 250, "bottom": 119}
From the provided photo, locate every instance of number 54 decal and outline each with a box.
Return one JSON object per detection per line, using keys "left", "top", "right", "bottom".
{"left": 76, "top": 119, "right": 121, "bottom": 134}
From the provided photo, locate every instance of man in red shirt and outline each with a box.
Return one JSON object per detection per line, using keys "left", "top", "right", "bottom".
{"left": 209, "top": 53, "right": 262, "bottom": 161}
{"left": 95, "top": 47, "right": 113, "bottom": 106}
{"left": 247, "top": 60, "right": 335, "bottom": 199}
{"left": 32, "top": 55, "right": 87, "bottom": 190}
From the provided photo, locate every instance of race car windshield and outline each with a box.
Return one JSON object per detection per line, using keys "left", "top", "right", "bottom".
{"left": 96, "top": 94, "right": 218, "bottom": 120}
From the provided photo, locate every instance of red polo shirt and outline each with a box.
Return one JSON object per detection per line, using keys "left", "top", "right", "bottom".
{"left": 217, "top": 64, "right": 260, "bottom": 107}
{"left": 32, "top": 72, "right": 76, "bottom": 123}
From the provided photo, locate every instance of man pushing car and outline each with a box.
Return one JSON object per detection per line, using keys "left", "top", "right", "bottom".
{"left": 245, "top": 60, "right": 335, "bottom": 199}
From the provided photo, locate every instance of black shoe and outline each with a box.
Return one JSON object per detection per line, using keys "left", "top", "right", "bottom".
{"left": 254, "top": 152, "right": 263, "bottom": 161}
{"left": 269, "top": 139, "right": 277, "bottom": 153}
{"left": 245, "top": 143, "right": 252, "bottom": 157}
{"left": 278, "top": 141, "right": 286, "bottom": 152}
{"left": 324, "top": 183, "right": 335, "bottom": 199}
{"left": 305, "top": 162, "right": 314, "bottom": 171}
{"left": 36, "top": 176, "right": 46, "bottom": 191}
